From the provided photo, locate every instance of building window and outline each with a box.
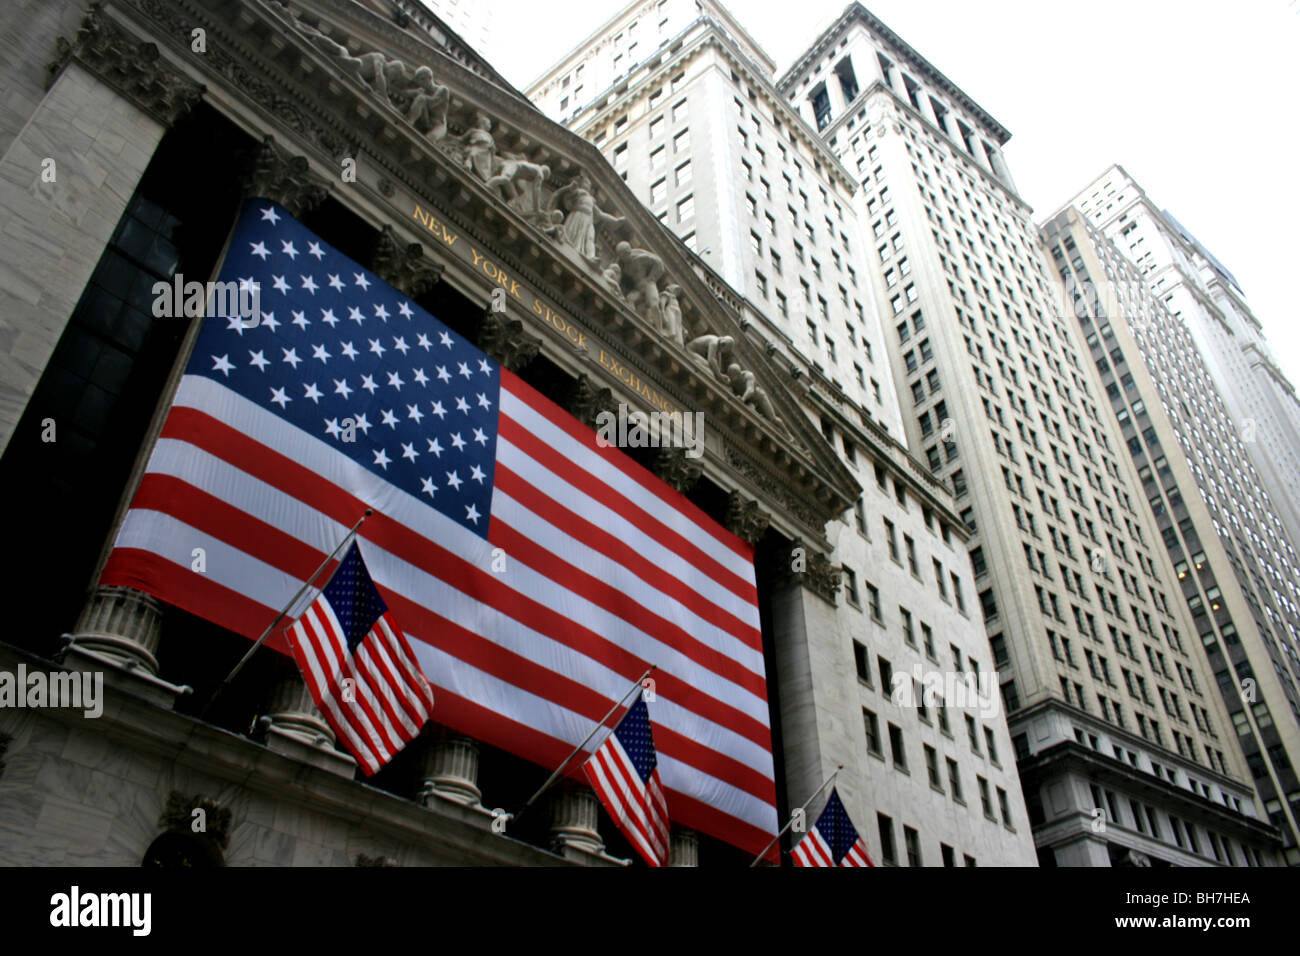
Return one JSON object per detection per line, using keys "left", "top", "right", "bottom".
{"left": 904, "top": 826, "right": 921, "bottom": 867}
{"left": 675, "top": 160, "right": 692, "bottom": 186}
{"left": 866, "top": 582, "right": 881, "bottom": 622}
{"left": 650, "top": 177, "right": 667, "bottom": 204}
{"left": 863, "top": 708, "right": 881, "bottom": 754}
{"left": 877, "top": 813, "right": 897, "bottom": 864}
{"left": 924, "top": 744, "right": 942, "bottom": 789}
{"left": 673, "top": 128, "right": 690, "bottom": 152}
{"left": 947, "top": 758, "right": 963, "bottom": 802}
{"left": 676, "top": 194, "right": 694, "bottom": 222}
{"left": 888, "top": 723, "right": 907, "bottom": 770}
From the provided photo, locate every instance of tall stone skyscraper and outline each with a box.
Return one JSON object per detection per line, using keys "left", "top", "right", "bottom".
{"left": 1066, "top": 167, "right": 1300, "bottom": 555}
{"left": 1041, "top": 206, "right": 1300, "bottom": 864}
{"left": 527, "top": 1, "right": 1279, "bottom": 864}
{"left": 777, "top": 5, "right": 1281, "bottom": 866}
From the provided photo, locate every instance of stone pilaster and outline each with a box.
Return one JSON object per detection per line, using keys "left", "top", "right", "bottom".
{"left": 260, "top": 672, "right": 356, "bottom": 778}
{"left": 476, "top": 306, "right": 540, "bottom": 372}
{"left": 371, "top": 225, "right": 443, "bottom": 298}
{"left": 669, "top": 826, "right": 699, "bottom": 867}
{"left": 62, "top": 586, "right": 191, "bottom": 708}
{"left": 419, "top": 731, "right": 484, "bottom": 808}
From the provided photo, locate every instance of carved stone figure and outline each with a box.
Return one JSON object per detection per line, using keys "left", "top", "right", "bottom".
{"left": 550, "top": 171, "right": 624, "bottom": 263}
{"left": 615, "top": 241, "right": 665, "bottom": 327}
{"left": 404, "top": 66, "right": 450, "bottom": 141}
{"left": 456, "top": 111, "right": 498, "bottom": 182}
{"left": 485, "top": 153, "right": 551, "bottom": 220}
{"left": 601, "top": 261, "right": 623, "bottom": 297}
{"left": 686, "top": 333, "right": 734, "bottom": 381}
{"left": 727, "top": 362, "right": 786, "bottom": 431}
{"left": 658, "top": 284, "right": 684, "bottom": 344}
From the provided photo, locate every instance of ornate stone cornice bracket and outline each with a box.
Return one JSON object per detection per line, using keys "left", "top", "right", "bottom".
{"left": 372, "top": 225, "right": 444, "bottom": 297}
{"left": 566, "top": 374, "right": 617, "bottom": 430}
{"left": 653, "top": 447, "right": 703, "bottom": 494}
{"left": 49, "top": 2, "right": 204, "bottom": 126}
{"left": 159, "top": 791, "right": 232, "bottom": 852}
{"left": 778, "top": 540, "right": 841, "bottom": 606}
{"left": 240, "top": 135, "right": 330, "bottom": 217}
{"left": 477, "top": 306, "right": 541, "bottom": 372}
{"left": 725, "top": 492, "right": 771, "bottom": 545}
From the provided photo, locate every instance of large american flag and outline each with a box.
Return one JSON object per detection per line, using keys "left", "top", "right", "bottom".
{"left": 790, "top": 788, "right": 874, "bottom": 867}
{"left": 101, "top": 199, "right": 778, "bottom": 856}
{"left": 584, "top": 695, "right": 670, "bottom": 866}
{"left": 288, "top": 540, "right": 435, "bottom": 775}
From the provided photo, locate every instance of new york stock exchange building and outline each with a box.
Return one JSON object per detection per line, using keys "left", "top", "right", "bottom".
{"left": 0, "top": 0, "right": 1038, "bottom": 868}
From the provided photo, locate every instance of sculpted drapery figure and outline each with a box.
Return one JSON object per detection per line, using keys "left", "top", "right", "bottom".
{"left": 485, "top": 154, "right": 552, "bottom": 222}
{"left": 658, "top": 284, "right": 684, "bottom": 343}
{"left": 456, "top": 111, "right": 498, "bottom": 182}
{"left": 550, "top": 171, "right": 624, "bottom": 264}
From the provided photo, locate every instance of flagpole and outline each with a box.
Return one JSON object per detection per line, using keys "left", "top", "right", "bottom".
{"left": 748, "top": 763, "right": 844, "bottom": 867}
{"left": 510, "top": 665, "right": 656, "bottom": 825}
{"left": 199, "top": 509, "right": 373, "bottom": 719}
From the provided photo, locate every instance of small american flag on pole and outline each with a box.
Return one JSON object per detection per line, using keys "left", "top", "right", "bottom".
{"left": 584, "top": 695, "right": 670, "bottom": 866}
{"left": 790, "top": 788, "right": 874, "bottom": 867}
{"left": 288, "top": 539, "right": 435, "bottom": 775}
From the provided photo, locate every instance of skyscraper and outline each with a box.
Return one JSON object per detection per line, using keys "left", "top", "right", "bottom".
{"left": 1066, "top": 166, "right": 1300, "bottom": 575}
{"left": 1041, "top": 205, "right": 1300, "bottom": 864}
{"left": 529, "top": 0, "right": 1037, "bottom": 866}
{"left": 770, "top": 5, "right": 1279, "bottom": 865}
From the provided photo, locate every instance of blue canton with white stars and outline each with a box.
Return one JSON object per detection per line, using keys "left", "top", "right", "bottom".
{"left": 322, "top": 542, "right": 388, "bottom": 654}
{"left": 191, "top": 199, "right": 500, "bottom": 537}
{"left": 613, "top": 697, "right": 658, "bottom": 785}
{"left": 814, "top": 789, "right": 860, "bottom": 864}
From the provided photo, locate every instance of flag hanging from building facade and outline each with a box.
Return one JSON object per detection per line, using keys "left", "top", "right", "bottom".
{"left": 790, "top": 788, "right": 875, "bottom": 867}
{"left": 100, "top": 198, "right": 777, "bottom": 856}
{"left": 286, "top": 539, "right": 435, "bottom": 775}
{"left": 584, "top": 695, "right": 670, "bottom": 866}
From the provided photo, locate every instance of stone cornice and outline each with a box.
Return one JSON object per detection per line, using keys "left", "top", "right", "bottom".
{"left": 775, "top": 2, "right": 1011, "bottom": 146}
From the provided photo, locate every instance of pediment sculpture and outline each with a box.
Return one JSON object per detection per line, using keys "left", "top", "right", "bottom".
{"left": 289, "top": 12, "right": 791, "bottom": 437}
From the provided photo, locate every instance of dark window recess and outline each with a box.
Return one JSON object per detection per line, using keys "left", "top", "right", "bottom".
{"left": 0, "top": 105, "right": 245, "bottom": 654}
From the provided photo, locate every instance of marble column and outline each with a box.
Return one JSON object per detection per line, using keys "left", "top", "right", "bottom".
{"left": 549, "top": 784, "right": 605, "bottom": 856}
{"left": 260, "top": 672, "right": 356, "bottom": 777}
{"left": 62, "top": 586, "right": 191, "bottom": 708}
{"left": 670, "top": 826, "right": 700, "bottom": 867}
{"left": 419, "top": 731, "right": 485, "bottom": 808}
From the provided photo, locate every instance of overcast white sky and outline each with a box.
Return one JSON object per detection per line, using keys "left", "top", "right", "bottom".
{"left": 477, "top": 0, "right": 1300, "bottom": 385}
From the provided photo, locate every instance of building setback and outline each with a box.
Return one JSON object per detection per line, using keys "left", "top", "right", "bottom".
{"left": 774, "top": 4, "right": 1279, "bottom": 864}
{"left": 1042, "top": 206, "right": 1300, "bottom": 864}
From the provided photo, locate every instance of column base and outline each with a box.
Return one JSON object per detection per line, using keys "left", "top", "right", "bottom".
{"left": 60, "top": 639, "right": 192, "bottom": 710}
{"left": 263, "top": 723, "right": 357, "bottom": 778}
